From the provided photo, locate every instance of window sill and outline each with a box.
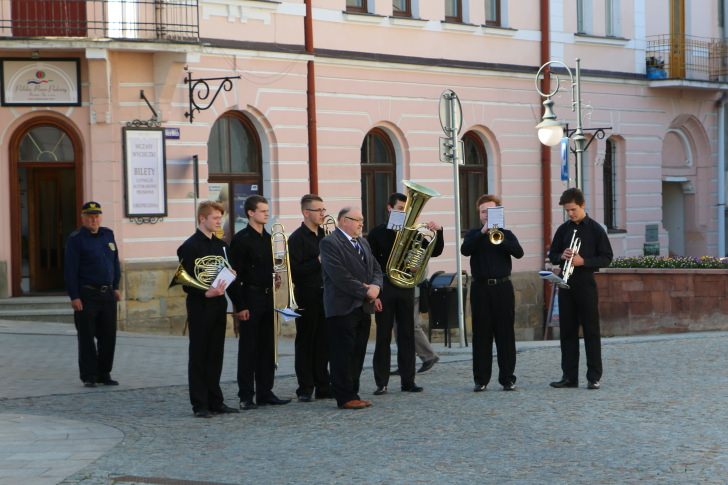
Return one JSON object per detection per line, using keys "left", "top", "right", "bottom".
{"left": 343, "top": 11, "right": 387, "bottom": 24}
{"left": 574, "top": 33, "right": 631, "bottom": 46}
{"left": 390, "top": 16, "right": 428, "bottom": 27}
{"left": 480, "top": 25, "right": 517, "bottom": 36}
{"left": 441, "top": 21, "right": 479, "bottom": 33}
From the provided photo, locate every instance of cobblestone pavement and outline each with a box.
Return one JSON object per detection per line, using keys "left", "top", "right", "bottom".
{"left": 1, "top": 320, "right": 727, "bottom": 484}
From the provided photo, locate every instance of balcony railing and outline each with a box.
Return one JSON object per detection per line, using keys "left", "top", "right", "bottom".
{"left": 646, "top": 34, "right": 728, "bottom": 83}
{"left": 0, "top": 0, "right": 198, "bottom": 43}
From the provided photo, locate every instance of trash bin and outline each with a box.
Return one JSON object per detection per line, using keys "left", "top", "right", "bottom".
{"left": 427, "top": 271, "right": 469, "bottom": 348}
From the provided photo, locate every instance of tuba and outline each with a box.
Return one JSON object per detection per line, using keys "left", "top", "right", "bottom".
{"left": 271, "top": 223, "right": 298, "bottom": 368}
{"left": 169, "top": 255, "right": 231, "bottom": 291}
{"left": 321, "top": 215, "right": 337, "bottom": 236}
{"left": 386, "top": 180, "right": 440, "bottom": 288}
{"left": 559, "top": 229, "right": 581, "bottom": 289}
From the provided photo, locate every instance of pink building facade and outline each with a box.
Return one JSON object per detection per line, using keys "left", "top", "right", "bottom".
{"left": 0, "top": 0, "right": 725, "bottom": 337}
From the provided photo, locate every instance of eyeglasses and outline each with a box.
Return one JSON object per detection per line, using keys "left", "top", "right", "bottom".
{"left": 344, "top": 216, "right": 364, "bottom": 223}
{"left": 305, "top": 208, "right": 327, "bottom": 213}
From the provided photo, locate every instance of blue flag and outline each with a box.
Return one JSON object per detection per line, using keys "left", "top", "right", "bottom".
{"left": 560, "top": 137, "right": 569, "bottom": 182}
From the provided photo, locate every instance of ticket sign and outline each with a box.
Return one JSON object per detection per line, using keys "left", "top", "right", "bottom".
{"left": 123, "top": 127, "right": 167, "bottom": 217}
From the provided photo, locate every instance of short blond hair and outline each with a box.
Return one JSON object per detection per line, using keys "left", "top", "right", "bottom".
{"left": 197, "top": 200, "right": 225, "bottom": 223}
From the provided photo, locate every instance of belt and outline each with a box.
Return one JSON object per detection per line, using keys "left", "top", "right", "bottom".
{"left": 474, "top": 276, "right": 510, "bottom": 286}
{"left": 82, "top": 284, "right": 113, "bottom": 293}
{"left": 246, "top": 284, "right": 272, "bottom": 295}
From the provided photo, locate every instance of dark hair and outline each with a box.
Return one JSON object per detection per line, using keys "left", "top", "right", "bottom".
{"left": 244, "top": 195, "right": 268, "bottom": 216}
{"left": 197, "top": 200, "right": 225, "bottom": 223}
{"left": 476, "top": 194, "right": 501, "bottom": 208}
{"left": 300, "top": 194, "right": 323, "bottom": 210}
{"left": 388, "top": 192, "right": 407, "bottom": 208}
{"left": 337, "top": 207, "right": 352, "bottom": 221}
{"left": 559, "top": 188, "right": 585, "bottom": 206}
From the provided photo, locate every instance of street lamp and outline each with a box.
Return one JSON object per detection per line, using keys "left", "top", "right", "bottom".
{"left": 535, "top": 58, "right": 609, "bottom": 190}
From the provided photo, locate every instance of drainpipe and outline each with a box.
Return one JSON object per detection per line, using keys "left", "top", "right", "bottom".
{"left": 540, "top": 0, "right": 552, "bottom": 335}
{"left": 304, "top": 0, "right": 319, "bottom": 194}
{"left": 718, "top": 93, "right": 726, "bottom": 256}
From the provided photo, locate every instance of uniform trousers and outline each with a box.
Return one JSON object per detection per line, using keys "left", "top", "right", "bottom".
{"left": 186, "top": 295, "right": 227, "bottom": 413}
{"left": 373, "top": 281, "right": 416, "bottom": 388}
{"left": 557, "top": 271, "right": 602, "bottom": 383}
{"left": 327, "top": 307, "right": 371, "bottom": 407}
{"left": 471, "top": 279, "right": 517, "bottom": 387}
{"left": 237, "top": 290, "right": 276, "bottom": 403}
{"left": 293, "top": 286, "right": 330, "bottom": 397}
{"left": 74, "top": 286, "right": 117, "bottom": 383}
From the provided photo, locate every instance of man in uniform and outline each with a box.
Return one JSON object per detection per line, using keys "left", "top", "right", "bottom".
{"left": 367, "top": 192, "right": 443, "bottom": 395}
{"left": 230, "top": 195, "right": 291, "bottom": 410}
{"left": 64, "top": 201, "right": 121, "bottom": 388}
{"left": 176, "top": 200, "right": 240, "bottom": 418}
{"left": 288, "top": 194, "right": 331, "bottom": 402}
{"left": 548, "top": 188, "right": 613, "bottom": 390}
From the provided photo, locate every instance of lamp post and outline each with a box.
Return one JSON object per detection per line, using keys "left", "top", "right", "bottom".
{"left": 535, "top": 58, "right": 610, "bottom": 190}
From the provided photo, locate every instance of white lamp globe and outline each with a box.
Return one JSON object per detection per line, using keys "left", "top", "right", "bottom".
{"left": 537, "top": 123, "right": 564, "bottom": 146}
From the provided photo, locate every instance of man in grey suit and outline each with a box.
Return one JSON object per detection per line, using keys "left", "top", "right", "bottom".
{"left": 320, "top": 207, "right": 383, "bottom": 410}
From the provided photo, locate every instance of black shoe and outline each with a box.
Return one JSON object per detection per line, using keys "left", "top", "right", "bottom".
{"left": 194, "top": 409, "right": 212, "bottom": 418}
{"left": 417, "top": 356, "right": 439, "bottom": 374}
{"left": 298, "top": 394, "right": 313, "bottom": 403}
{"left": 402, "top": 385, "right": 423, "bottom": 393}
{"left": 390, "top": 368, "right": 400, "bottom": 376}
{"left": 550, "top": 378, "right": 578, "bottom": 388}
{"left": 97, "top": 378, "right": 119, "bottom": 386}
{"left": 240, "top": 400, "right": 258, "bottom": 411}
{"left": 258, "top": 394, "right": 291, "bottom": 405}
{"left": 373, "top": 386, "right": 388, "bottom": 396}
{"left": 314, "top": 391, "right": 332, "bottom": 400}
{"left": 503, "top": 382, "right": 516, "bottom": 391}
{"left": 83, "top": 381, "right": 96, "bottom": 388}
{"left": 587, "top": 380, "right": 601, "bottom": 390}
{"left": 473, "top": 384, "right": 486, "bottom": 392}
{"left": 211, "top": 404, "right": 239, "bottom": 414}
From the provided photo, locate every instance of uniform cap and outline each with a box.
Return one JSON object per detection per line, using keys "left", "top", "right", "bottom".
{"left": 81, "top": 201, "right": 103, "bottom": 214}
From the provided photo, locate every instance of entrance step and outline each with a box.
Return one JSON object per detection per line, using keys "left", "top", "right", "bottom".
{"left": 0, "top": 296, "right": 74, "bottom": 324}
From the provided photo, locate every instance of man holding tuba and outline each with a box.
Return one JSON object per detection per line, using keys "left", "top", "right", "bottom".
{"left": 229, "top": 195, "right": 291, "bottom": 410}
{"left": 176, "top": 200, "right": 240, "bottom": 418}
{"left": 368, "top": 192, "right": 444, "bottom": 395}
{"left": 288, "top": 194, "right": 331, "bottom": 402}
{"left": 548, "top": 188, "right": 613, "bottom": 390}
{"left": 461, "top": 194, "right": 523, "bottom": 393}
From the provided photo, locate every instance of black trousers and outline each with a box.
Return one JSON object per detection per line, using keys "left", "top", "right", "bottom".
{"left": 74, "top": 287, "right": 117, "bottom": 383}
{"left": 327, "top": 307, "right": 371, "bottom": 407}
{"left": 557, "top": 272, "right": 602, "bottom": 383}
{"left": 186, "top": 295, "right": 227, "bottom": 413}
{"left": 294, "top": 286, "right": 330, "bottom": 397}
{"left": 373, "top": 281, "right": 416, "bottom": 389}
{"left": 237, "top": 290, "right": 276, "bottom": 402}
{"left": 471, "top": 280, "right": 517, "bottom": 387}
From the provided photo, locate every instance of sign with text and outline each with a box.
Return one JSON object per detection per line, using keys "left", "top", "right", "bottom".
{"left": 1, "top": 58, "right": 81, "bottom": 106}
{"left": 123, "top": 127, "right": 167, "bottom": 217}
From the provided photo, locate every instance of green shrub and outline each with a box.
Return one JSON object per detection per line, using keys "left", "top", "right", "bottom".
{"left": 609, "top": 256, "right": 728, "bottom": 269}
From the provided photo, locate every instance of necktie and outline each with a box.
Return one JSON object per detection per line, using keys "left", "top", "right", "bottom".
{"left": 352, "top": 239, "right": 365, "bottom": 262}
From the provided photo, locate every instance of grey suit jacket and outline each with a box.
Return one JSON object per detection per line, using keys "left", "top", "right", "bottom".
{"left": 320, "top": 228, "right": 383, "bottom": 318}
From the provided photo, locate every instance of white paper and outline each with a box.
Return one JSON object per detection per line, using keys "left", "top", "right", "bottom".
{"left": 212, "top": 266, "right": 236, "bottom": 290}
{"left": 387, "top": 210, "right": 406, "bottom": 230}
{"left": 488, "top": 206, "right": 505, "bottom": 230}
{"left": 276, "top": 307, "right": 301, "bottom": 321}
{"left": 539, "top": 270, "right": 570, "bottom": 289}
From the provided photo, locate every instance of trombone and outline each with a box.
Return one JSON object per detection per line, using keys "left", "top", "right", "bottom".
{"left": 271, "top": 223, "right": 298, "bottom": 368}
{"left": 559, "top": 229, "right": 581, "bottom": 289}
{"left": 321, "top": 214, "right": 337, "bottom": 236}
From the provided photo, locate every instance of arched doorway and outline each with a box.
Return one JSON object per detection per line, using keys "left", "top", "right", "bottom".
{"left": 10, "top": 118, "right": 82, "bottom": 295}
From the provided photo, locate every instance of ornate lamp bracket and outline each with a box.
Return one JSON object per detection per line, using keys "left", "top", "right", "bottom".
{"left": 127, "top": 90, "right": 161, "bottom": 128}
{"left": 564, "top": 125, "right": 612, "bottom": 153}
{"left": 184, "top": 69, "right": 240, "bottom": 123}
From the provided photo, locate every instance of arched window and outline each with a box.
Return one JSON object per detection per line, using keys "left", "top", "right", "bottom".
{"left": 459, "top": 131, "right": 488, "bottom": 231}
{"left": 207, "top": 112, "right": 262, "bottom": 242}
{"left": 360, "top": 128, "right": 396, "bottom": 233}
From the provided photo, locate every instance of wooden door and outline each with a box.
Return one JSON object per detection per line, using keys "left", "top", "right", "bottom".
{"left": 12, "top": 0, "right": 87, "bottom": 37}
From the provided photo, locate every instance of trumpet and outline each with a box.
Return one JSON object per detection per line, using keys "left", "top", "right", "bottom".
{"left": 488, "top": 225, "right": 505, "bottom": 245}
{"left": 321, "top": 214, "right": 337, "bottom": 236}
{"left": 560, "top": 229, "right": 581, "bottom": 289}
{"left": 271, "top": 223, "right": 298, "bottom": 368}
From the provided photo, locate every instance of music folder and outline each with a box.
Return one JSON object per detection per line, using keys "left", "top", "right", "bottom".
{"left": 539, "top": 270, "right": 570, "bottom": 289}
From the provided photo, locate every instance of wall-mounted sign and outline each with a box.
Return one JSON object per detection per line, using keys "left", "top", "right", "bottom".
{"left": 0, "top": 58, "right": 81, "bottom": 106}
{"left": 164, "top": 127, "right": 180, "bottom": 139}
{"left": 123, "top": 127, "right": 168, "bottom": 218}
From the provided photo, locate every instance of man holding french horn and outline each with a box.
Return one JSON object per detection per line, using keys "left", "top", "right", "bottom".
{"left": 461, "top": 194, "right": 524, "bottom": 392}
{"left": 548, "top": 188, "right": 613, "bottom": 390}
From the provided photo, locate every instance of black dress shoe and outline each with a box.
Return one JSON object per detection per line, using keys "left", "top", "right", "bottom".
{"left": 97, "top": 378, "right": 119, "bottom": 386}
{"left": 417, "top": 356, "right": 439, "bottom": 373}
{"left": 550, "top": 378, "right": 578, "bottom": 388}
{"left": 258, "top": 395, "right": 291, "bottom": 405}
{"left": 298, "top": 394, "right": 313, "bottom": 403}
{"left": 587, "top": 380, "right": 601, "bottom": 390}
{"left": 240, "top": 400, "right": 258, "bottom": 410}
{"left": 194, "top": 410, "right": 213, "bottom": 418}
{"left": 211, "top": 404, "right": 239, "bottom": 414}
{"left": 373, "top": 386, "right": 388, "bottom": 396}
{"left": 502, "top": 382, "right": 516, "bottom": 391}
{"left": 473, "top": 384, "right": 486, "bottom": 392}
{"left": 83, "top": 381, "right": 96, "bottom": 388}
{"left": 402, "top": 385, "right": 423, "bottom": 393}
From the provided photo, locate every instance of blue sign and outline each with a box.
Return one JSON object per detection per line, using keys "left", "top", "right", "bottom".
{"left": 164, "top": 127, "right": 180, "bottom": 140}
{"left": 560, "top": 137, "right": 569, "bottom": 182}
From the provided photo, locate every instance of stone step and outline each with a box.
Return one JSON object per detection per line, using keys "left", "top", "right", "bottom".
{"left": 0, "top": 297, "right": 74, "bottom": 324}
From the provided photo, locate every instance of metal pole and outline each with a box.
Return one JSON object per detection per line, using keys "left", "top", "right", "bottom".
{"left": 449, "top": 95, "right": 466, "bottom": 347}
{"left": 192, "top": 154, "right": 199, "bottom": 228}
{"left": 573, "top": 58, "right": 585, "bottom": 190}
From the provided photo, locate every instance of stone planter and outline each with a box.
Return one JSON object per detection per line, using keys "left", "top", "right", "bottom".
{"left": 595, "top": 268, "right": 728, "bottom": 336}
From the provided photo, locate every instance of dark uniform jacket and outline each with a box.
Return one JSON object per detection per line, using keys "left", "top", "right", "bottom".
{"left": 176, "top": 229, "right": 239, "bottom": 306}
{"left": 461, "top": 227, "right": 524, "bottom": 279}
{"left": 64, "top": 226, "right": 121, "bottom": 301}
{"left": 229, "top": 225, "right": 274, "bottom": 312}
{"left": 288, "top": 223, "right": 325, "bottom": 288}
{"left": 548, "top": 215, "right": 613, "bottom": 275}
{"left": 367, "top": 223, "right": 444, "bottom": 284}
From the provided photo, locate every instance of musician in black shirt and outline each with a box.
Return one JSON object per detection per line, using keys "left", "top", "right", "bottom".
{"left": 229, "top": 195, "right": 291, "bottom": 410}
{"left": 548, "top": 188, "right": 613, "bottom": 390}
{"left": 461, "top": 194, "right": 524, "bottom": 392}
{"left": 288, "top": 194, "right": 331, "bottom": 402}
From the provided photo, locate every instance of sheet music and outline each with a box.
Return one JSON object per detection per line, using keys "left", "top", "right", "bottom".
{"left": 539, "top": 270, "right": 570, "bottom": 289}
{"left": 387, "top": 210, "right": 406, "bottom": 230}
{"left": 212, "top": 266, "right": 236, "bottom": 290}
{"left": 276, "top": 307, "right": 301, "bottom": 322}
{"left": 488, "top": 206, "right": 505, "bottom": 229}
